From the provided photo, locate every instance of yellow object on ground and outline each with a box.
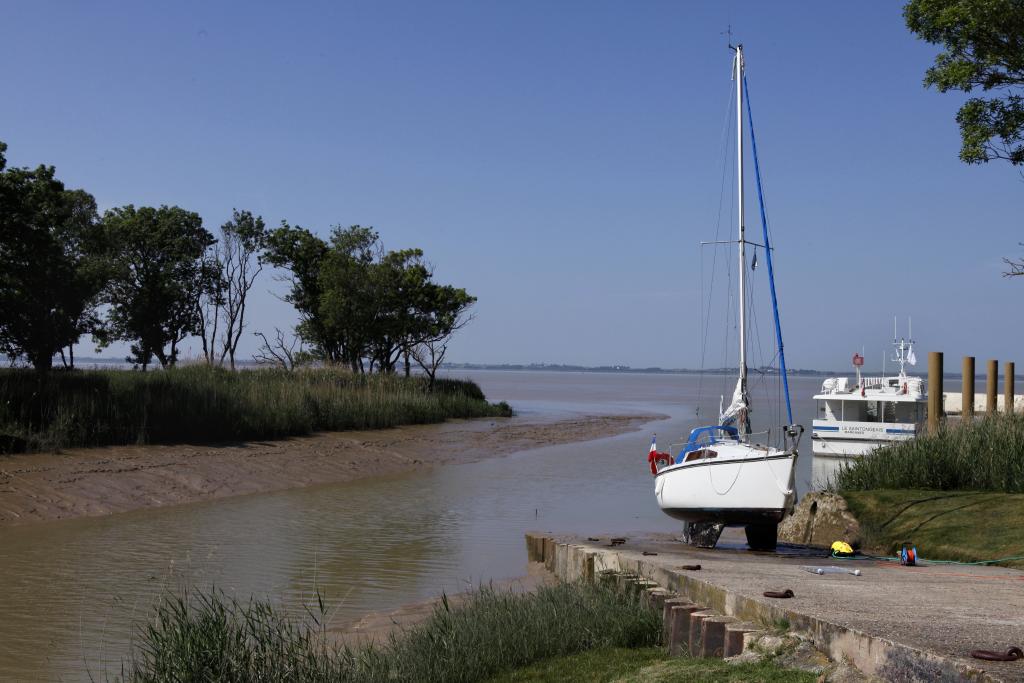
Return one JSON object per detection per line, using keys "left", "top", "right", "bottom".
{"left": 831, "top": 541, "right": 854, "bottom": 556}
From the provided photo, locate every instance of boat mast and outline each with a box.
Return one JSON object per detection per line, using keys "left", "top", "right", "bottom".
{"left": 735, "top": 44, "right": 748, "bottom": 431}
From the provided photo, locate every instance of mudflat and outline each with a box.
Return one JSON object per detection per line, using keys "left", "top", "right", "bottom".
{"left": 0, "top": 413, "right": 658, "bottom": 527}
{"left": 333, "top": 562, "right": 557, "bottom": 647}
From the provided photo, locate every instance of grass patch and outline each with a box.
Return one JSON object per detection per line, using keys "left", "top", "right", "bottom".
{"left": 484, "top": 647, "right": 818, "bottom": 682}
{"left": 842, "top": 489, "right": 1024, "bottom": 567}
{"left": 121, "top": 582, "right": 662, "bottom": 683}
{"left": 832, "top": 413, "right": 1024, "bottom": 493}
{"left": 0, "top": 366, "right": 512, "bottom": 452}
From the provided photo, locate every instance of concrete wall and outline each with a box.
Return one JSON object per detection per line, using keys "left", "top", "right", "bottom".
{"left": 943, "top": 392, "right": 1024, "bottom": 415}
{"left": 524, "top": 533, "right": 997, "bottom": 682}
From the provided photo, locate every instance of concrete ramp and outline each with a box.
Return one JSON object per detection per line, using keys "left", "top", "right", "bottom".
{"left": 526, "top": 531, "right": 1024, "bottom": 682}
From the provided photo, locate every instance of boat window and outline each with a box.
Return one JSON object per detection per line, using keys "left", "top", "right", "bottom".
{"left": 864, "top": 401, "right": 878, "bottom": 422}
{"left": 684, "top": 449, "right": 718, "bottom": 462}
{"left": 884, "top": 402, "right": 896, "bottom": 422}
{"left": 896, "top": 402, "right": 921, "bottom": 423}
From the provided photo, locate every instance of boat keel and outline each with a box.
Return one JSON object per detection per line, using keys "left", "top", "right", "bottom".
{"left": 682, "top": 521, "right": 726, "bottom": 549}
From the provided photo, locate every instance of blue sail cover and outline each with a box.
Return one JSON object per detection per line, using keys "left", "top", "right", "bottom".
{"left": 677, "top": 425, "right": 740, "bottom": 462}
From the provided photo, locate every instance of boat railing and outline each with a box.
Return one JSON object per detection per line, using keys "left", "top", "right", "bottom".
{"left": 672, "top": 425, "right": 739, "bottom": 455}
{"left": 745, "top": 427, "right": 803, "bottom": 452}
{"left": 821, "top": 375, "right": 926, "bottom": 397}
{"left": 671, "top": 423, "right": 801, "bottom": 459}
{"left": 673, "top": 425, "right": 785, "bottom": 454}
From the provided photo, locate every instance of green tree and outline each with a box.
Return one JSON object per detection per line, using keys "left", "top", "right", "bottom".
{"left": 360, "top": 248, "right": 476, "bottom": 375}
{"left": 316, "top": 225, "right": 380, "bottom": 371}
{"left": 355, "top": 247, "right": 432, "bottom": 373}
{"left": 410, "top": 284, "right": 476, "bottom": 385}
{"left": 263, "top": 222, "right": 335, "bottom": 360}
{"left": 0, "top": 141, "right": 107, "bottom": 370}
{"left": 905, "top": 0, "right": 1024, "bottom": 165}
{"left": 198, "top": 209, "right": 268, "bottom": 369}
{"left": 101, "top": 205, "right": 214, "bottom": 369}
{"left": 267, "top": 223, "right": 476, "bottom": 375}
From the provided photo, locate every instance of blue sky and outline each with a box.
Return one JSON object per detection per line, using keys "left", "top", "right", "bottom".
{"left": 4, "top": 1, "right": 1022, "bottom": 371}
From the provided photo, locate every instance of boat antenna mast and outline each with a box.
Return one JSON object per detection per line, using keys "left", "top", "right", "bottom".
{"left": 891, "top": 315, "right": 916, "bottom": 377}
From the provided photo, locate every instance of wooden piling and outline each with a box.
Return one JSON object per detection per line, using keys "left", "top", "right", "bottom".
{"left": 928, "top": 352, "right": 943, "bottom": 434}
{"left": 962, "top": 356, "right": 975, "bottom": 420}
{"left": 1005, "top": 361, "right": 1015, "bottom": 414}
{"left": 987, "top": 359, "right": 998, "bottom": 416}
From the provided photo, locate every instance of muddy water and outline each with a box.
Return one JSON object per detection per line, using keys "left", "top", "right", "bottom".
{"left": 0, "top": 370, "right": 824, "bottom": 680}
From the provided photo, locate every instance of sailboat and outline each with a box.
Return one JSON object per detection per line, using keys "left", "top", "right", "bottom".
{"left": 650, "top": 44, "right": 803, "bottom": 551}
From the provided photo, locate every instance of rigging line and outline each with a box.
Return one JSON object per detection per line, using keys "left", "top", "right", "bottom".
{"left": 707, "top": 454, "right": 744, "bottom": 496}
{"left": 722, "top": 113, "right": 738, "bottom": 403}
{"left": 698, "top": 80, "right": 737, "bottom": 414}
{"left": 752, "top": 346, "right": 784, "bottom": 443}
{"left": 747, "top": 264, "right": 766, "bottom": 372}
{"left": 758, "top": 292, "right": 782, "bottom": 437}
{"left": 743, "top": 250, "right": 783, "bottom": 442}
{"left": 723, "top": 84, "right": 738, "bottom": 398}
{"left": 723, "top": 250, "right": 733, "bottom": 403}
{"left": 743, "top": 74, "right": 793, "bottom": 426}
{"left": 698, "top": 85, "right": 736, "bottom": 413}
{"left": 755, "top": 250, "right": 784, "bottom": 438}
{"left": 724, "top": 89, "right": 737, "bottom": 401}
{"left": 744, "top": 256, "right": 775, "bottom": 432}
{"left": 698, "top": 249, "right": 704, "bottom": 415}
{"left": 745, "top": 259, "right": 763, "bottom": 407}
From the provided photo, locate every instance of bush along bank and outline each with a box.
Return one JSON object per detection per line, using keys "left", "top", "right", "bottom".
{"left": 832, "top": 413, "right": 1024, "bottom": 493}
{"left": 120, "top": 582, "right": 662, "bottom": 683}
{"left": 787, "top": 412, "right": 1024, "bottom": 566}
{"left": 0, "top": 366, "right": 513, "bottom": 452}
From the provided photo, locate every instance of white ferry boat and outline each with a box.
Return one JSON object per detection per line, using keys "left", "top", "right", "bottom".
{"left": 811, "top": 335, "right": 927, "bottom": 460}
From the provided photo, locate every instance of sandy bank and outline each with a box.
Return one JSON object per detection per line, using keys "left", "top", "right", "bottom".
{"left": 331, "top": 562, "right": 557, "bottom": 647}
{"left": 0, "top": 412, "right": 660, "bottom": 527}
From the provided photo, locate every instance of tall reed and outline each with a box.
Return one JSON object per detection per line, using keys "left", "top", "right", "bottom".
{"left": 0, "top": 366, "right": 512, "bottom": 452}
{"left": 833, "top": 413, "right": 1024, "bottom": 492}
{"left": 119, "top": 582, "right": 662, "bottom": 683}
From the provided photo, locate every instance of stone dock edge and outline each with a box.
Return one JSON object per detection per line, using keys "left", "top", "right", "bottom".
{"left": 524, "top": 532, "right": 998, "bottom": 682}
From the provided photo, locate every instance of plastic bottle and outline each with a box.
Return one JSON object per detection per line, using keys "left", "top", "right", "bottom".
{"left": 801, "top": 565, "right": 861, "bottom": 576}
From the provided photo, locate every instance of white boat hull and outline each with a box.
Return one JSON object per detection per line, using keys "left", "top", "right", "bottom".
{"left": 811, "top": 419, "right": 920, "bottom": 457}
{"left": 654, "top": 448, "right": 797, "bottom": 525}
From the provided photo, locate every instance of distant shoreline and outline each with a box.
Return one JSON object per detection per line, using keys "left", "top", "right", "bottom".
{"left": 51, "top": 357, "right": 1008, "bottom": 381}
{"left": 445, "top": 363, "right": 831, "bottom": 376}
{"left": 446, "top": 363, "right": 1024, "bottom": 382}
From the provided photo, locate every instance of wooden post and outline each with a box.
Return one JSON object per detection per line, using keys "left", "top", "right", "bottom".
{"left": 1005, "top": 361, "right": 1015, "bottom": 414}
{"left": 962, "top": 356, "right": 975, "bottom": 420}
{"left": 987, "top": 359, "right": 998, "bottom": 416}
{"left": 928, "top": 352, "right": 943, "bottom": 434}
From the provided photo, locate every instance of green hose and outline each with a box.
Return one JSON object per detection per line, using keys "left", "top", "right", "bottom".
{"left": 831, "top": 550, "right": 1024, "bottom": 566}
